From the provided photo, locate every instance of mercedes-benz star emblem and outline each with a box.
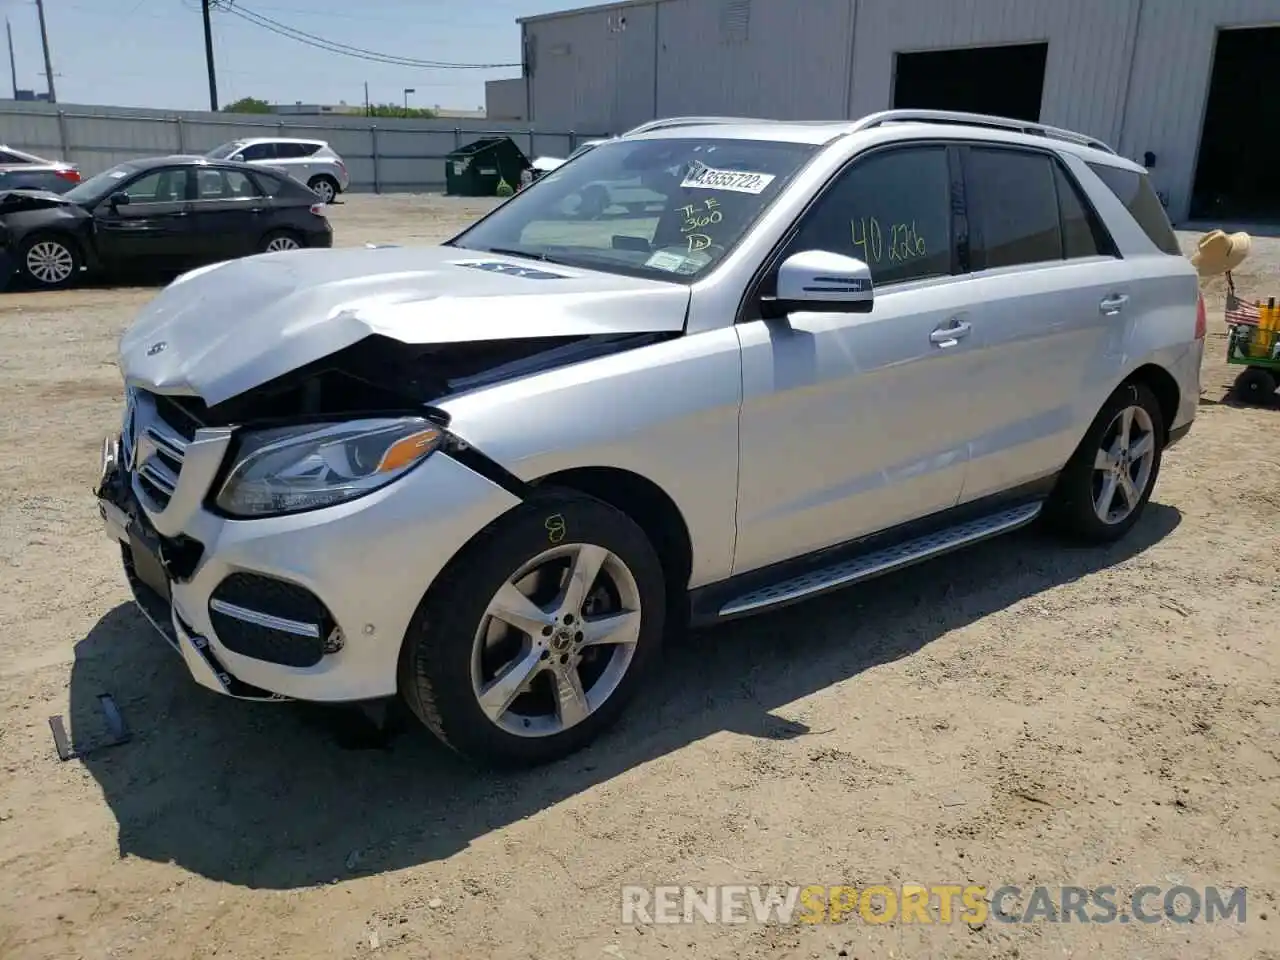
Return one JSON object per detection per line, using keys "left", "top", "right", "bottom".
{"left": 147, "top": 341, "right": 167, "bottom": 356}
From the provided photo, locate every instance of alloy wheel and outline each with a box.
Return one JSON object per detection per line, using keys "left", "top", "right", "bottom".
{"left": 26, "top": 240, "right": 75, "bottom": 285}
{"left": 471, "top": 542, "right": 642, "bottom": 738}
{"left": 1092, "top": 404, "right": 1156, "bottom": 525}
{"left": 312, "top": 180, "right": 335, "bottom": 203}
{"left": 265, "top": 235, "right": 301, "bottom": 252}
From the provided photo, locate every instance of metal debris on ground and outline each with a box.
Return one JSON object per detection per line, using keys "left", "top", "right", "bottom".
{"left": 48, "top": 693, "right": 131, "bottom": 761}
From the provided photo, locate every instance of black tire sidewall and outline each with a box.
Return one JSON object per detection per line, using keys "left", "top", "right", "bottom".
{"left": 1048, "top": 381, "right": 1165, "bottom": 543}
{"left": 1235, "top": 368, "right": 1277, "bottom": 403}
{"left": 19, "top": 233, "right": 81, "bottom": 289}
{"left": 400, "top": 491, "right": 667, "bottom": 768}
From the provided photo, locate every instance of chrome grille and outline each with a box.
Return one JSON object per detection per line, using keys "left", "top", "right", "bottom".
{"left": 127, "top": 390, "right": 196, "bottom": 511}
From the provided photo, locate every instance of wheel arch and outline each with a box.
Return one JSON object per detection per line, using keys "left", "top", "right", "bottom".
{"left": 1118, "top": 363, "right": 1180, "bottom": 440}
{"left": 529, "top": 466, "right": 694, "bottom": 626}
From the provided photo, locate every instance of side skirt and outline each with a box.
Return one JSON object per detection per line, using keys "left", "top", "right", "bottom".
{"left": 688, "top": 476, "right": 1057, "bottom": 626}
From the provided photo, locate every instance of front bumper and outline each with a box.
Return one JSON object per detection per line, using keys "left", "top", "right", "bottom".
{"left": 95, "top": 421, "right": 521, "bottom": 703}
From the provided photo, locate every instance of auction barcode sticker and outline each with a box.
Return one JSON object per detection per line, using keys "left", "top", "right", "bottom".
{"left": 680, "top": 163, "right": 776, "bottom": 195}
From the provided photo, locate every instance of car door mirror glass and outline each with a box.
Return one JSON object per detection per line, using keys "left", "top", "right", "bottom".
{"left": 774, "top": 250, "right": 874, "bottom": 314}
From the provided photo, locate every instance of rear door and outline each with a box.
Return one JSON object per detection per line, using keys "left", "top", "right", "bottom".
{"left": 952, "top": 144, "right": 1133, "bottom": 503}
{"left": 93, "top": 166, "right": 199, "bottom": 267}
{"left": 188, "top": 166, "right": 270, "bottom": 261}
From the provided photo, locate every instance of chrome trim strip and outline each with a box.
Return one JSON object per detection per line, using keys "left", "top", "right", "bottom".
{"left": 139, "top": 461, "right": 177, "bottom": 494}
{"left": 719, "top": 502, "right": 1043, "bottom": 618}
{"left": 145, "top": 424, "right": 187, "bottom": 463}
{"left": 209, "top": 598, "right": 322, "bottom": 638}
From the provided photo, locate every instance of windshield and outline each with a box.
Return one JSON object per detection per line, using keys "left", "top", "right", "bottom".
{"left": 205, "top": 140, "right": 246, "bottom": 159}
{"left": 451, "top": 136, "right": 817, "bottom": 281}
{"left": 61, "top": 163, "right": 140, "bottom": 204}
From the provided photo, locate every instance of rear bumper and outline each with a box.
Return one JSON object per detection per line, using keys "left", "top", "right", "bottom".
{"left": 306, "top": 225, "right": 334, "bottom": 248}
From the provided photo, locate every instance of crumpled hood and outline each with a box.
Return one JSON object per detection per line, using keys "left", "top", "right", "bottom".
{"left": 118, "top": 245, "right": 691, "bottom": 406}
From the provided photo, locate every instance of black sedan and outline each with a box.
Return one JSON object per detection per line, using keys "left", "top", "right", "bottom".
{"left": 0, "top": 155, "right": 333, "bottom": 289}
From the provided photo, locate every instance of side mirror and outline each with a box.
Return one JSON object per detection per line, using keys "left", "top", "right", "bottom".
{"left": 108, "top": 191, "right": 130, "bottom": 208}
{"left": 231, "top": 153, "right": 245, "bottom": 162}
{"left": 772, "top": 250, "right": 874, "bottom": 315}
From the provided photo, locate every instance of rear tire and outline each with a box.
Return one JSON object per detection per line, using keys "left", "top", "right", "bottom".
{"left": 1044, "top": 381, "right": 1165, "bottom": 544}
{"left": 19, "top": 233, "right": 81, "bottom": 289}
{"left": 1233, "top": 367, "right": 1278, "bottom": 405}
{"left": 308, "top": 176, "right": 338, "bottom": 204}
{"left": 258, "top": 229, "right": 303, "bottom": 254}
{"left": 398, "top": 490, "right": 666, "bottom": 768}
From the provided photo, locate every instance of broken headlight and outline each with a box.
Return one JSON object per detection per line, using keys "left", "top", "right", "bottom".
{"left": 215, "top": 417, "right": 442, "bottom": 517}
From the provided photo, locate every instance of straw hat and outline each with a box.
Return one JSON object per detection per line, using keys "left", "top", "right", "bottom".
{"left": 1191, "top": 229, "right": 1252, "bottom": 277}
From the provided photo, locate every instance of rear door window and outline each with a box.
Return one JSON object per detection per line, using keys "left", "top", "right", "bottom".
{"left": 239, "top": 142, "right": 276, "bottom": 161}
{"left": 1085, "top": 163, "right": 1181, "bottom": 255}
{"left": 274, "top": 142, "right": 318, "bottom": 159}
{"left": 788, "top": 145, "right": 955, "bottom": 285}
{"left": 965, "top": 147, "right": 1063, "bottom": 269}
{"left": 1053, "top": 163, "right": 1115, "bottom": 259}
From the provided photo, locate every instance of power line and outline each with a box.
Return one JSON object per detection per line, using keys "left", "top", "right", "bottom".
{"left": 218, "top": 2, "right": 521, "bottom": 70}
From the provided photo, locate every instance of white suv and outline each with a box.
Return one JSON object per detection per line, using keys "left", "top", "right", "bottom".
{"left": 99, "top": 109, "right": 1204, "bottom": 767}
{"left": 204, "top": 137, "right": 350, "bottom": 203}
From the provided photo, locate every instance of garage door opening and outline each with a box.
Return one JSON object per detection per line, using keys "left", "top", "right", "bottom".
{"left": 893, "top": 42, "right": 1047, "bottom": 122}
{"left": 1191, "top": 26, "right": 1280, "bottom": 221}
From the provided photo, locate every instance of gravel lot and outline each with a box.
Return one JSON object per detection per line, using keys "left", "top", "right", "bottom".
{"left": 0, "top": 195, "right": 1277, "bottom": 960}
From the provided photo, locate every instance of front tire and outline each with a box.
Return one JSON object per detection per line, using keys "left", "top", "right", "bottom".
{"left": 19, "top": 233, "right": 81, "bottom": 289}
{"left": 399, "top": 491, "right": 666, "bottom": 768}
{"left": 308, "top": 175, "right": 338, "bottom": 204}
{"left": 1045, "top": 382, "right": 1165, "bottom": 543}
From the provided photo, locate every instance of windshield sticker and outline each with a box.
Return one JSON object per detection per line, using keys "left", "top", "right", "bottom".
{"left": 645, "top": 250, "right": 690, "bottom": 272}
{"left": 109, "top": 170, "right": 128, "bottom": 178}
{"left": 680, "top": 162, "right": 775, "bottom": 195}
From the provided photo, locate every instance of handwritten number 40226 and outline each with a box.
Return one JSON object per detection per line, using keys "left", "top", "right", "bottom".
{"left": 851, "top": 217, "right": 926, "bottom": 265}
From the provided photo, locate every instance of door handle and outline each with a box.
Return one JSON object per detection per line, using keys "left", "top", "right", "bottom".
{"left": 930, "top": 320, "right": 972, "bottom": 347}
{"left": 1099, "top": 294, "right": 1129, "bottom": 315}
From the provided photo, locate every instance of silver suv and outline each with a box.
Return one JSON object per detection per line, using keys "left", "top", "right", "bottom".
{"left": 203, "top": 137, "right": 350, "bottom": 203}
{"left": 97, "top": 110, "right": 1204, "bottom": 767}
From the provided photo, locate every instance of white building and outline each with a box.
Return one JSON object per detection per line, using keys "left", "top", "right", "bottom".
{"left": 500, "top": 0, "right": 1280, "bottom": 223}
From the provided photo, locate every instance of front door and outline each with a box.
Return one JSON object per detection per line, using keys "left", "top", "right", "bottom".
{"left": 732, "top": 143, "right": 980, "bottom": 576}
{"left": 93, "top": 166, "right": 197, "bottom": 269}
{"left": 188, "top": 167, "right": 269, "bottom": 261}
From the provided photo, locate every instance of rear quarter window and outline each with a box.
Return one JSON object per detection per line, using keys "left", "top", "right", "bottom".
{"left": 1086, "top": 163, "right": 1181, "bottom": 255}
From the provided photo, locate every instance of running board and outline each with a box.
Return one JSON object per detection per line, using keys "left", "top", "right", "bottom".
{"left": 718, "top": 501, "right": 1043, "bottom": 618}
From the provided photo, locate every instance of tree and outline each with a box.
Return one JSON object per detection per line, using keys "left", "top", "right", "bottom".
{"left": 222, "top": 97, "right": 272, "bottom": 114}
{"left": 367, "top": 103, "right": 437, "bottom": 119}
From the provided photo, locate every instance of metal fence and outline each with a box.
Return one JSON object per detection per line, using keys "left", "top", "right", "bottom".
{"left": 0, "top": 100, "right": 610, "bottom": 194}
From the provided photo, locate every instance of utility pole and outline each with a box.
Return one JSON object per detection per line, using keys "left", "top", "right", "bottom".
{"left": 34, "top": 0, "right": 56, "bottom": 102}
{"left": 364, "top": 81, "right": 370, "bottom": 117}
{"left": 202, "top": 0, "right": 218, "bottom": 111}
{"left": 6, "top": 19, "right": 17, "bottom": 100}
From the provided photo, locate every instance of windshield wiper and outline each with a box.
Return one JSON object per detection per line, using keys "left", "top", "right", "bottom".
{"left": 484, "top": 246, "right": 552, "bottom": 263}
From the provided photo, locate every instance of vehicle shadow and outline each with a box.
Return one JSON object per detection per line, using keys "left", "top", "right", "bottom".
{"left": 67, "top": 504, "right": 1181, "bottom": 890}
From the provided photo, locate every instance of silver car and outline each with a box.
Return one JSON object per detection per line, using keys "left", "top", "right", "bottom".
{"left": 0, "top": 145, "right": 82, "bottom": 193}
{"left": 203, "top": 137, "right": 350, "bottom": 203}
{"left": 96, "top": 110, "right": 1204, "bottom": 767}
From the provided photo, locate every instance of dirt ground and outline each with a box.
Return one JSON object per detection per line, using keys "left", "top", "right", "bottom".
{"left": 0, "top": 195, "right": 1277, "bottom": 960}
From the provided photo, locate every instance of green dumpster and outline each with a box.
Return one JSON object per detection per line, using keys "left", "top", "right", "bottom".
{"left": 445, "top": 136, "right": 530, "bottom": 197}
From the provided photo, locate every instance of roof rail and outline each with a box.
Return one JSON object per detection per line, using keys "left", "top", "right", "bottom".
{"left": 621, "top": 116, "right": 773, "bottom": 136}
{"left": 849, "top": 109, "right": 1117, "bottom": 155}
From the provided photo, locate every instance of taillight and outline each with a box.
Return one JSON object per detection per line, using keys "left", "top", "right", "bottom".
{"left": 310, "top": 203, "right": 326, "bottom": 216}
{"left": 55, "top": 168, "right": 80, "bottom": 183}
{"left": 1195, "top": 291, "right": 1207, "bottom": 340}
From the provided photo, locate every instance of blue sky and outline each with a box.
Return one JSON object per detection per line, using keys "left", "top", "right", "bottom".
{"left": 3, "top": 0, "right": 595, "bottom": 111}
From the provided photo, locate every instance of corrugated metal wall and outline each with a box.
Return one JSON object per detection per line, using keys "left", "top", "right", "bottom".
{"left": 1120, "top": 0, "right": 1280, "bottom": 222}
{"left": 522, "top": 0, "right": 1280, "bottom": 222}
{"left": 0, "top": 100, "right": 606, "bottom": 192}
